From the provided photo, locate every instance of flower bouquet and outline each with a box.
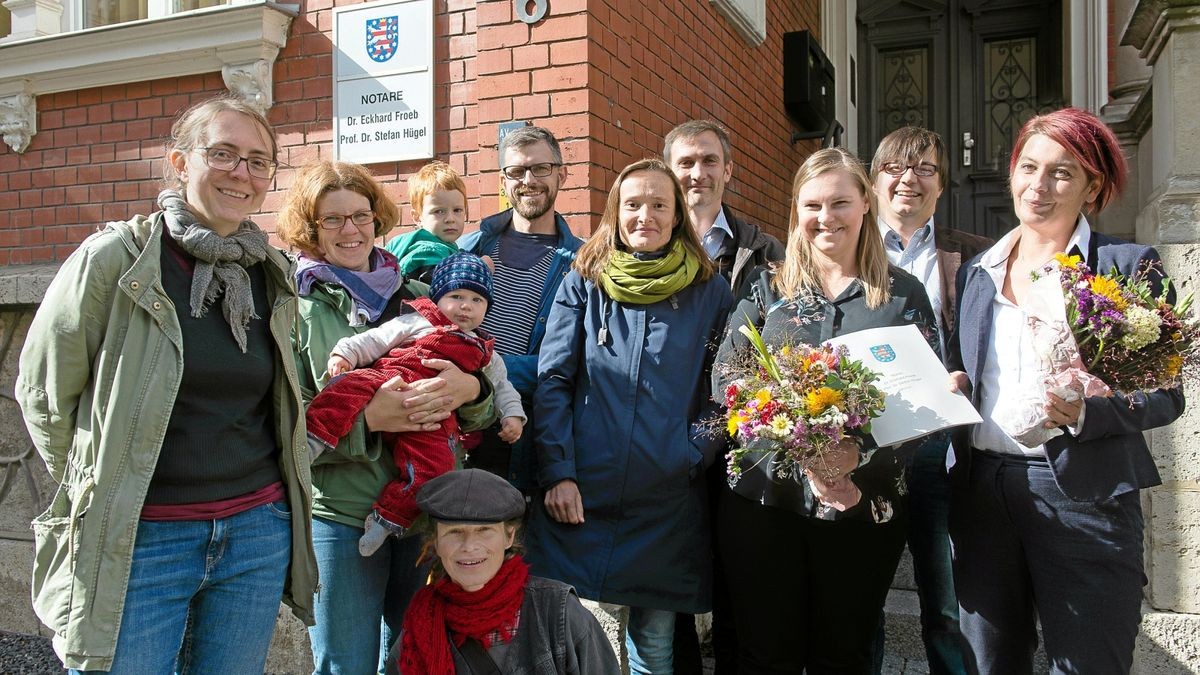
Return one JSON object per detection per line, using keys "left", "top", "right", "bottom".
{"left": 996, "top": 253, "right": 1199, "bottom": 446}
{"left": 722, "top": 318, "right": 887, "bottom": 486}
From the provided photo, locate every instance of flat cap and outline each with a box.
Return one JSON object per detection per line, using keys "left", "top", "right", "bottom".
{"left": 417, "top": 469, "right": 525, "bottom": 523}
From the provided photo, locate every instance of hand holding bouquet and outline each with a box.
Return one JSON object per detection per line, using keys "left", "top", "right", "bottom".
{"left": 997, "top": 253, "right": 1198, "bottom": 446}
{"left": 722, "top": 318, "right": 886, "bottom": 488}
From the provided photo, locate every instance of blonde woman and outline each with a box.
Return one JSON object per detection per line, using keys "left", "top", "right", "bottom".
{"left": 713, "top": 147, "right": 939, "bottom": 672}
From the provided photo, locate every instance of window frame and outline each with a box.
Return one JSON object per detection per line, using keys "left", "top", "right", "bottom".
{"left": 711, "top": 0, "right": 766, "bottom": 46}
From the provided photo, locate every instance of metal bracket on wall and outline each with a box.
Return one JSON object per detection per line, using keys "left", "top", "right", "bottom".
{"left": 791, "top": 119, "right": 844, "bottom": 149}
{"left": 515, "top": 0, "right": 548, "bottom": 24}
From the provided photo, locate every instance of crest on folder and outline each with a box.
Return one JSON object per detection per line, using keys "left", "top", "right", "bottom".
{"left": 366, "top": 16, "right": 398, "bottom": 63}
{"left": 870, "top": 344, "right": 896, "bottom": 363}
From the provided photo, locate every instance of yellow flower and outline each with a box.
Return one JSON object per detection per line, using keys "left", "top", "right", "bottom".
{"left": 780, "top": 345, "right": 792, "bottom": 357}
{"left": 769, "top": 415, "right": 793, "bottom": 434}
{"left": 1165, "top": 355, "right": 1184, "bottom": 380}
{"left": 1089, "top": 276, "right": 1128, "bottom": 311}
{"left": 754, "top": 389, "right": 772, "bottom": 407}
{"left": 727, "top": 412, "right": 749, "bottom": 437}
{"left": 805, "top": 387, "right": 843, "bottom": 415}
{"left": 1055, "top": 253, "right": 1082, "bottom": 267}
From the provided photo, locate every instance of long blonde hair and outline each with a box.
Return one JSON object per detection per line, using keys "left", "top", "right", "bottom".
{"left": 774, "top": 147, "right": 891, "bottom": 309}
{"left": 574, "top": 158, "right": 714, "bottom": 284}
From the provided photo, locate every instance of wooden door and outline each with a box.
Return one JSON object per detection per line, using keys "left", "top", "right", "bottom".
{"left": 857, "top": 0, "right": 1064, "bottom": 240}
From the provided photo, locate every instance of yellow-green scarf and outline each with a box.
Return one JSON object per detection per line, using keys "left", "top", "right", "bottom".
{"left": 599, "top": 239, "right": 700, "bottom": 304}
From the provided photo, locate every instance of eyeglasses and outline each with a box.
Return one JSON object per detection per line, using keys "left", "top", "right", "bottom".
{"left": 500, "top": 163, "right": 561, "bottom": 180}
{"left": 316, "top": 211, "right": 376, "bottom": 230}
{"left": 195, "top": 147, "right": 279, "bottom": 179}
{"left": 881, "top": 161, "right": 938, "bottom": 178}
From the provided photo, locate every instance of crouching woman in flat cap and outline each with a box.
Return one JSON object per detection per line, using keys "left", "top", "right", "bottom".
{"left": 388, "top": 469, "right": 619, "bottom": 674}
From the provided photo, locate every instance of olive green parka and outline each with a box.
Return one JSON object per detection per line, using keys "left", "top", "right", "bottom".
{"left": 16, "top": 213, "right": 316, "bottom": 671}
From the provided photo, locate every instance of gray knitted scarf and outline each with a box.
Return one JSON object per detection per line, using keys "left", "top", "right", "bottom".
{"left": 157, "top": 189, "right": 270, "bottom": 353}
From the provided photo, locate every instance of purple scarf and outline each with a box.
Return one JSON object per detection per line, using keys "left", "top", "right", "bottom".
{"left": 295, "top": 248, "right": 402, "bottom": 325}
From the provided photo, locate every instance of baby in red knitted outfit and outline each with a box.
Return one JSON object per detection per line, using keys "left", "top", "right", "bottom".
{"left": 306, "top": 253, "right": 525, "bottom": 555}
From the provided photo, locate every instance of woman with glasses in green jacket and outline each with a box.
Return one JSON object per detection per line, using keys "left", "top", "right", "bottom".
{"left": 17, "top": 95, "right": 315, "bottom": 673}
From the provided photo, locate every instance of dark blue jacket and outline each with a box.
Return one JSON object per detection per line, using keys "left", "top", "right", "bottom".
{"left": 947, "top": 231, "right": 1185, "bottom": 501}
{"left": 459, "top": 210, "right": 583, "bottom": 488}
{"left": 525, "top": 269, "right": 733, "bottom": 613}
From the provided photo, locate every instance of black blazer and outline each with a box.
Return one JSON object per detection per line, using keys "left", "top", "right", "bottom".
{"left": 946, "top": 231, "right": 1185, "bottom": 501}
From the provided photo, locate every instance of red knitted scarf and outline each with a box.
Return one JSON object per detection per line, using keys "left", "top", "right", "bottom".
{"left": 398, "top": 555, "right": 530, "bottom": 674}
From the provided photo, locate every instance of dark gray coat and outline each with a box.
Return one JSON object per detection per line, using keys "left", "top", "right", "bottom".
{"left": 388, "top": 576, "right": 619, "bottom": 675}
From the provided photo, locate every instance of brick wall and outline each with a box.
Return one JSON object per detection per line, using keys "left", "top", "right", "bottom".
{"left": 0, "top": 77, "right": 220, "bottom": 265}
{"left": 0, "top": 0, "right": 819, "bottom": 263}
{"left": 584, "top": 0, "right": 819, "bottom": 236}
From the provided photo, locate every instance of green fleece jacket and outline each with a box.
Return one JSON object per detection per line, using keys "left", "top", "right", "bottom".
{"left": 294, "top": 274, "right": 496, "bottom": 527}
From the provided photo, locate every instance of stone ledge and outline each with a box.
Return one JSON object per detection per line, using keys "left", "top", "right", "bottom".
{"left": 0, "top": 264, "right": 59, "bottom": 306}
{"left": 1136, "top": 607, "right": 1200, "bottom": 672}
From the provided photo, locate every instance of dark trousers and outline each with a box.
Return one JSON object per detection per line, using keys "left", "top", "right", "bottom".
{"left": 717, "top": 488, "right": 907, "bottom": 674}
{"left": 873, "top": 435, "right": 966, "bottom": 675}
{"left": 949, "top": 450, "right": 1146, "bottom": 675}
{"left": 673, "top": 461, "right": 739, "bottom": 675}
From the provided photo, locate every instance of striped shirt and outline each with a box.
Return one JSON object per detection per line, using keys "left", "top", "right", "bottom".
{"left": 479, "top": 230, "right": 557, "bottom": 356}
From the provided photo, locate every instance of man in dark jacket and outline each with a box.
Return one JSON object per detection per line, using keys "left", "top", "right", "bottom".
{"left": 458, "top": 126, "right": 583, "bottom": 493}
{"left": 870, "top": 126, "right": 992, "bottom": 675}
{"left": 665, "top": 120, "right": 785, "bottom": 300}
{"left": 664, "top": 120, "right": 785, "bottom": 674}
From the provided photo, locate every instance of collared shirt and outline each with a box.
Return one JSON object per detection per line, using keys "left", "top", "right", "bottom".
{"left": 877, "top": 216, "right": 943, "bottom": 343}
{"left": 971, "top": 215, "right": 1091, "bottom": 456}
{"left": 701, "top": 207, "right": 734, "bottom": 260}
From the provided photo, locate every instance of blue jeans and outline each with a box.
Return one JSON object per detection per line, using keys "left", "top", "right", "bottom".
{"left": 627, "top": 606, "right": 675, "bottom": 674}
{"left": 71, "top": 501, "right": 292, "bottom": 675}
{"left": 308, "top": 516, "right": 428, "bottom": 675}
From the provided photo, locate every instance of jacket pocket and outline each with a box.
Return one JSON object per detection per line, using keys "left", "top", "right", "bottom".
{"left": 30, "top": 484, "right": 87, "bottom": 636}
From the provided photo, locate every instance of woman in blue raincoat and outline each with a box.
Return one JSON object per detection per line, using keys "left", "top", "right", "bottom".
{"left": 525, "top": 158, "right": 733, "bottom": 674}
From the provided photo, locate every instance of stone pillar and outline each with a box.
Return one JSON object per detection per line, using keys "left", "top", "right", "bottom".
{"left": 1098, "top": 0, "right": 1153, "bottom": 240}
{"left": 1119, "top": 1, "right": 1200, "bottom": 671}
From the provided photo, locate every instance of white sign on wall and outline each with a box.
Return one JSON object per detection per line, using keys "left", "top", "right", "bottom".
{"left": 332, "top": 0, "right": 434, "bottom": 164}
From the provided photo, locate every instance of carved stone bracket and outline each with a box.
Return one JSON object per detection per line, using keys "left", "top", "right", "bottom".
{"left": 222, "top": 59, "right": 273, "bottom": 114}
{"left": 0, "top": 2, "right": 297, "bottom": 151}
{"left": 1, "top": 0, "right": 65, "bottom": 43}
{"left": 1122, "top": 0, "right": 1200, "bottom": 63}
{"left": 0, "top": 92, "right": 36, "bottom": 154}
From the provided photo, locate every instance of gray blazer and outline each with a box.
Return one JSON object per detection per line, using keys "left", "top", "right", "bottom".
{"left": 946, "top": 231, "right": 1185, "bottom": 501}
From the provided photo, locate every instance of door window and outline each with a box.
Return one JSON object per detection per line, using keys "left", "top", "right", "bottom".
{"left": 983, "top": 37, "right": 1037, "bottom": 172}
{"left": 878, "top": 46, "right": 930, "bottom": 134}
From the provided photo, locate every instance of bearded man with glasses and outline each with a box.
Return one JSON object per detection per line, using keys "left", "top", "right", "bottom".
{"left": 868, "top": 127, "right": 992, "bottom": 675}
{"left": 458, "top": 126, "right": 582, "bottom": 498}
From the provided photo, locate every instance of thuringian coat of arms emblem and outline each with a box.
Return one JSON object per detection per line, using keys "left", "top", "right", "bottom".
{"left": 366, "top": 16, "right": 398, "bottom": 63}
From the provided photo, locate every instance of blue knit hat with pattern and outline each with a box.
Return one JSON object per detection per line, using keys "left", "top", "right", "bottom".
{"left": 429, "top": 252, "right": 492, "bottom": 305}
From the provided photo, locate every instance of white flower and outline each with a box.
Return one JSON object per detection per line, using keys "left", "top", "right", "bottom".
{"left": 817, "top": 407, "right": 848, "bottom": 427}
{"left": 768, "top": 415, "right": 794, "bottom": 436}
{"left": 1120, "top": 305, "right": 1162, "bottom": 351}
